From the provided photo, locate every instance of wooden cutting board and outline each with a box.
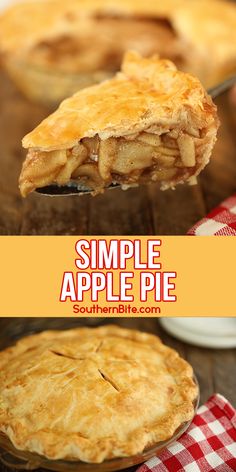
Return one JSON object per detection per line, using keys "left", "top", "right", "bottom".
{"left": 0, "top": 69, "right": 236, "bottom": 235}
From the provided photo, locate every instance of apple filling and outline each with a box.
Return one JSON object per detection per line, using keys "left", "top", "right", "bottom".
{"left": 20, "top": 128, "right": 210, "bottom": 196}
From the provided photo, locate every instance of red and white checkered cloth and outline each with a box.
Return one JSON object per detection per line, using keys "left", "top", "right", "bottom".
{"left": 137, "top": 394, "right": 236, "bottom": 472}
{"left": 187, "top": 194, "right": 236, "bottom": 235}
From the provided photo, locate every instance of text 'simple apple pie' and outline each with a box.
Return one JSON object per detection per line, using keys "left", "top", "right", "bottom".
{"left": 19, "top": 52, "right": 219, "bottom": 197}
{"left": 0, "top": 325, "right": 198, "bottom": 463}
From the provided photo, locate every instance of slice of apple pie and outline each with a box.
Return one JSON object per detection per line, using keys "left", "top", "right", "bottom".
{"left": 20, "top": 51, "right": 219, "bottom": 197}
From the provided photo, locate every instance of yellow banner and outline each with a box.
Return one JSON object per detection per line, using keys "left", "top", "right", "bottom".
{"left": 0, "top": 236, "right": 235, "bottom": 316}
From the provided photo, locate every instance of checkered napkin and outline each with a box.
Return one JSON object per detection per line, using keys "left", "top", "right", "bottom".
{"left": 136, "top": 394, "right": 236, "bottom": 472}
{"left": 187, "top": 194, "right": 236, "bottom": 235}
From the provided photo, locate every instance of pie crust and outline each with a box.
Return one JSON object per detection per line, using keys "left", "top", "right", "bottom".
{"left": 0, "top": 325, "right": 198, "bottom": 463}
{"left": 0, "top": 0, "right": 235, "bottom": 94}
{"left": 19, "top": 51, "right": 219, "bottom": 197}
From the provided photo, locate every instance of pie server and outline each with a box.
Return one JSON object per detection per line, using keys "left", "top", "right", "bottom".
{"left": 35, "top": 75, "right": 236, "bottom": 197}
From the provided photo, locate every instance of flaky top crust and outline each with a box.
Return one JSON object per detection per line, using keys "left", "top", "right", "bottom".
{"left": 22, "top": 51, "right": 217, "bottom": 151}
{"left": 0, "top": 325, "right": 198, "bottom": 463}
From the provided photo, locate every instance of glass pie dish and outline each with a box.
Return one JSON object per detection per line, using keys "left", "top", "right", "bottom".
{"left": 3, "top": 57, "right": 113, "bottom": 107}
{"left": 0, "top": 378, "right": 199, "bottom": 472}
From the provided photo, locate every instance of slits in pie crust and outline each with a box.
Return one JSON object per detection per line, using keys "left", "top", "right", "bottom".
{"left": 0, "top": 325, "right": 198, "bottom": 463}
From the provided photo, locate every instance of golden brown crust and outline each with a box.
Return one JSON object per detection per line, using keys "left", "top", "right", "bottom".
{"left": 19, "top": 51, "right": 219, "bottom": 196}
{"left": 22, "top": 52, "right": 217, "bottom": 150}
{"left": 0, "top": 325, "right": 198, "bottom": 463}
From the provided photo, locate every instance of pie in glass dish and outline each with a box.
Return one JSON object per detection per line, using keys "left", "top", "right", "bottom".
{"left": 0, "top": 325, "right": 198, "bottom": 464}
{"left": 19, "top": 51, "right": 219, "bottom": 197}
{"left": 0, "top": 0, "right": 235, "bottom": 104}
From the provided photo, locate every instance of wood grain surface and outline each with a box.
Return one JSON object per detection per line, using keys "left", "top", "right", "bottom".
{"left": 0, "top": 70, "right": 236, "bottom": 236}
{"left": 0, "top": 317, "right": 235, "bottom": 472}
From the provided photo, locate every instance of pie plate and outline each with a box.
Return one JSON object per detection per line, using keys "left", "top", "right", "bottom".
{"left": 0, "top": 377, "right": 199, "bottom": 472}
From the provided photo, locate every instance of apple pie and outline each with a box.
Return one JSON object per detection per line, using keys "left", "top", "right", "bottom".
{"left": 0, "top": 325, "right": 198, "bottom": 463}
{"left": 19, "top": 52, "right": 219, "bottom": 197}
{"left": 0, "top": 0, "right": 235, "bottom": 103}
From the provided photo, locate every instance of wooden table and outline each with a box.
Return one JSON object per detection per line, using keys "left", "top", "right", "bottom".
{"left": 1, "top": 70, "right": 236, "bottom": 235}
{"left": 0, "top": 318, "right": 235, "bottom": 472}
